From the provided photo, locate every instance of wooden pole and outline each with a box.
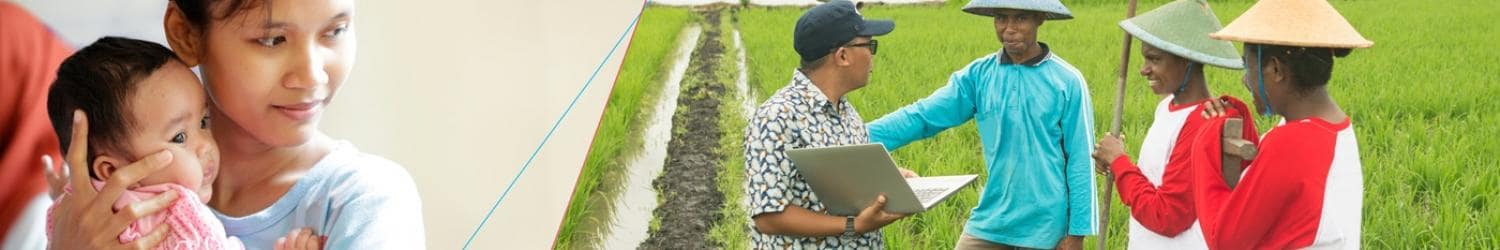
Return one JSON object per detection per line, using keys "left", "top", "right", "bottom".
{"left": 1100, "top": 0, "right": 1139, "bottom": 248}
{"left": 1222, "top": 118, "right": 1258, "bottom": 188}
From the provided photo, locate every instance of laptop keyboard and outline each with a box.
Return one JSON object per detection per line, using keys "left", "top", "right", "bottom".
{"left": 913, "top": 187, "right": 946, "bottom": 203}
{"left": 905, "top": 175, "right": 978, "bottom": 209}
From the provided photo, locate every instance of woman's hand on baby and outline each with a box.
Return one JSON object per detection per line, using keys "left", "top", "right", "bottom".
{"left": 48, "top": 110, "right": 179, "bottom": 250}
{"left": 275, "top": 228, "right": 327, "bottom": 250}
{"left": 42, "top": 154, "right": 65, "bottom": 200}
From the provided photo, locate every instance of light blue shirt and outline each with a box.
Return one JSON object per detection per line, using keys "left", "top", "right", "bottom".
{"left": 868, "top": 46, "right": 1097, "bottom": 249}
{"left": 214, "top": 141, "right": 425, "bottom": 249}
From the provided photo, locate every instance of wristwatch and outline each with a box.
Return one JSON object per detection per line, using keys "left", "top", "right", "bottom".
{"left": 843, "top": 216, "right": 856, "bottom": 237}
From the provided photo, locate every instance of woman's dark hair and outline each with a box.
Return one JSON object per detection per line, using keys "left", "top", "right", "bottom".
{"left": 47, "top": 37, "right": 180, "bottom": 178}
{"left": 1251, "top": 43, "right": 1353, "bottom": 92}
{"left": 172, "top": 0, "right": 264, "bottom": 28}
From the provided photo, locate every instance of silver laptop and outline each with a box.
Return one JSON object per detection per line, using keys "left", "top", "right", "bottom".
{"left": 786, "top": 143, "right": 978, "bottom": 216}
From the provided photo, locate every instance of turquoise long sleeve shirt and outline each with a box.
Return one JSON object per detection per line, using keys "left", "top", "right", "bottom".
{"left": 868, "top": 46, "right": 1097, "bottom": 249}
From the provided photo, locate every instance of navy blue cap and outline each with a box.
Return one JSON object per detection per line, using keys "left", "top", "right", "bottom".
{"left": 794, "top": 0, "right": 894, "bottom": 63}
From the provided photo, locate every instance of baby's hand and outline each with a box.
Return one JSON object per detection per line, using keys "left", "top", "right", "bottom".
{"left": 274, "top": 228, "right": 326, "bottom": 250}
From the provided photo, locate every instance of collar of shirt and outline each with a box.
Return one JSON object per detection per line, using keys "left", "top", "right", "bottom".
{"left": 792, "top": 69, "right": 848, "bottom": 113}
{"left": 999, "top": 42, "right": 1053, "bottom": 67}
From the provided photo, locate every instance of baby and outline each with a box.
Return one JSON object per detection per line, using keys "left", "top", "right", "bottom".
{"left": 46, "top": 37, "right": 320, "bottom": 250}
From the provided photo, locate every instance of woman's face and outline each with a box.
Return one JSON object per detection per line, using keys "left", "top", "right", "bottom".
{"left": 192, "top": 0, "right": 357, "bottom": 147}
{"left": 1140, "top": 43, "right": 1190, "bottom": 96}
{"left": 1239, "top": 45, "right": 1288, "bottom": 116}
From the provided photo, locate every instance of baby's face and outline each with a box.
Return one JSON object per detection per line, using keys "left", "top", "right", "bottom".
{"left": 113, "top": 61, "right": 220, "bottom": 201}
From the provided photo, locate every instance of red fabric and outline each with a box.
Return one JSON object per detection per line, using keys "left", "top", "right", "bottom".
{"left": 1188, "top": 98, "right": 1346, "bottom": 250}
{"left": 1110, "top": 154, "right": 1194, "bottom": 236}
{"left": 0, "top": 2, "right": 73, "bottom": 241}
{"left": 1109, "top": 96, "right": 1257, "bottom": 237}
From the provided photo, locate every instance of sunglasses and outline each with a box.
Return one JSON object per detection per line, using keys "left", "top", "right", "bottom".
{"left": 842, "top": 39, "right": 879, "bottom": 55}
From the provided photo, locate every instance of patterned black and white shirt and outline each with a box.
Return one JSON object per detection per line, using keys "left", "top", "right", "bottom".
{"left": 744, "top": 70, "right": 881, "bottom": 249}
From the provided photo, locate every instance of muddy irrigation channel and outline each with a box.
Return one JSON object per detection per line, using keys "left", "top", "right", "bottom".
{"left": 597, "top": 23, "right": 701, "bottom": 249}
{"left": 594, "top": 8, "right": 757, "bottom": 250}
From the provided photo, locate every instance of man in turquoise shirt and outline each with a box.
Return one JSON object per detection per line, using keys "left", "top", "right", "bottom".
{"left": 866, "top": 0, "right": 1096, "bottom": 249}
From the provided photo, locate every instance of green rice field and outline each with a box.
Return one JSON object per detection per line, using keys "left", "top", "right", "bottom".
{"left": 560, "top": 0, "right": 1500, "bottom": 248}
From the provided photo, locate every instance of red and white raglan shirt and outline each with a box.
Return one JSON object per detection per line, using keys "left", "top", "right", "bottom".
{"left": 1189, "top": 113, "right": 1364, "bottom": 249}
{"left": 1110, "top": 96, "right": 1256, "bottom": 249}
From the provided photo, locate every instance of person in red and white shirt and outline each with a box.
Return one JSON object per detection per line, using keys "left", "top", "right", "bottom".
{"left": 1091, "top": 0, "right": 1253, "bottom": 249}
{"left": 1189, "top": 0, "right": 1371, "bottom": 248}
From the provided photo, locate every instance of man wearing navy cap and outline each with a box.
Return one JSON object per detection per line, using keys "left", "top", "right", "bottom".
{"left": 742, "top": 0, "right": 910, "bottom": 248}
{"left": 866, "top": 0, "right": 1098, "bottom": 249}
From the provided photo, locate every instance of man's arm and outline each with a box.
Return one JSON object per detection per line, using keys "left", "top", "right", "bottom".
{"left": 751, "top": 205, "right": 847, "bottom": 237}
{"left": 867, "top": 67, "right": 979, "bottom": 151}
{"left": 744, "top": 107, "right": 903, "bottom": 237}
{"left": 743, "top": 107, "right": 842, "bottom": 236}
{"left": 745, "top": 106, "right": 796, "bottom": 223}
{"left": 752, "top": 195, "right": 904, "bottom": 237}
{"left": 1061, "top": 75, "right": 1099, "bottom": 237}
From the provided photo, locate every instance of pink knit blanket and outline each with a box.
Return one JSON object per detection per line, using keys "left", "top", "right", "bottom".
{"left": 49, "top": 183, "right": 243, "bottom": 250}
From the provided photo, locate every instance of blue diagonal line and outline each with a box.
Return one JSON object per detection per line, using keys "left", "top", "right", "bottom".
{"left": 462, "top": 7, "right": 644, "bottom": 249}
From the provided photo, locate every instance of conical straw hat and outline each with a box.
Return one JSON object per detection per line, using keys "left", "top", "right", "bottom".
{"left": 1210, "top": 0, "right": 1372, "bottom": 48}
{"left": 963, "top": 0, "right": 1073, "bottom": 20}
{"left": 1120, "top": 0, "right": 1243, "bottom": 69}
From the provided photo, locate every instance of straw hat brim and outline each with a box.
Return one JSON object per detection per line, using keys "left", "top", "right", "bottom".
{"left": 962, "top": 0, "right": 1073, "bottom": 20}
{"left": 1121, "top": 21, "right": 1244, "bottom": 69}
{"left": 1118, "top": 0, "right": 1243, "bottom": 69}
{"left": 1210, "top": 0, "right": 1372, "bottom": 48}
